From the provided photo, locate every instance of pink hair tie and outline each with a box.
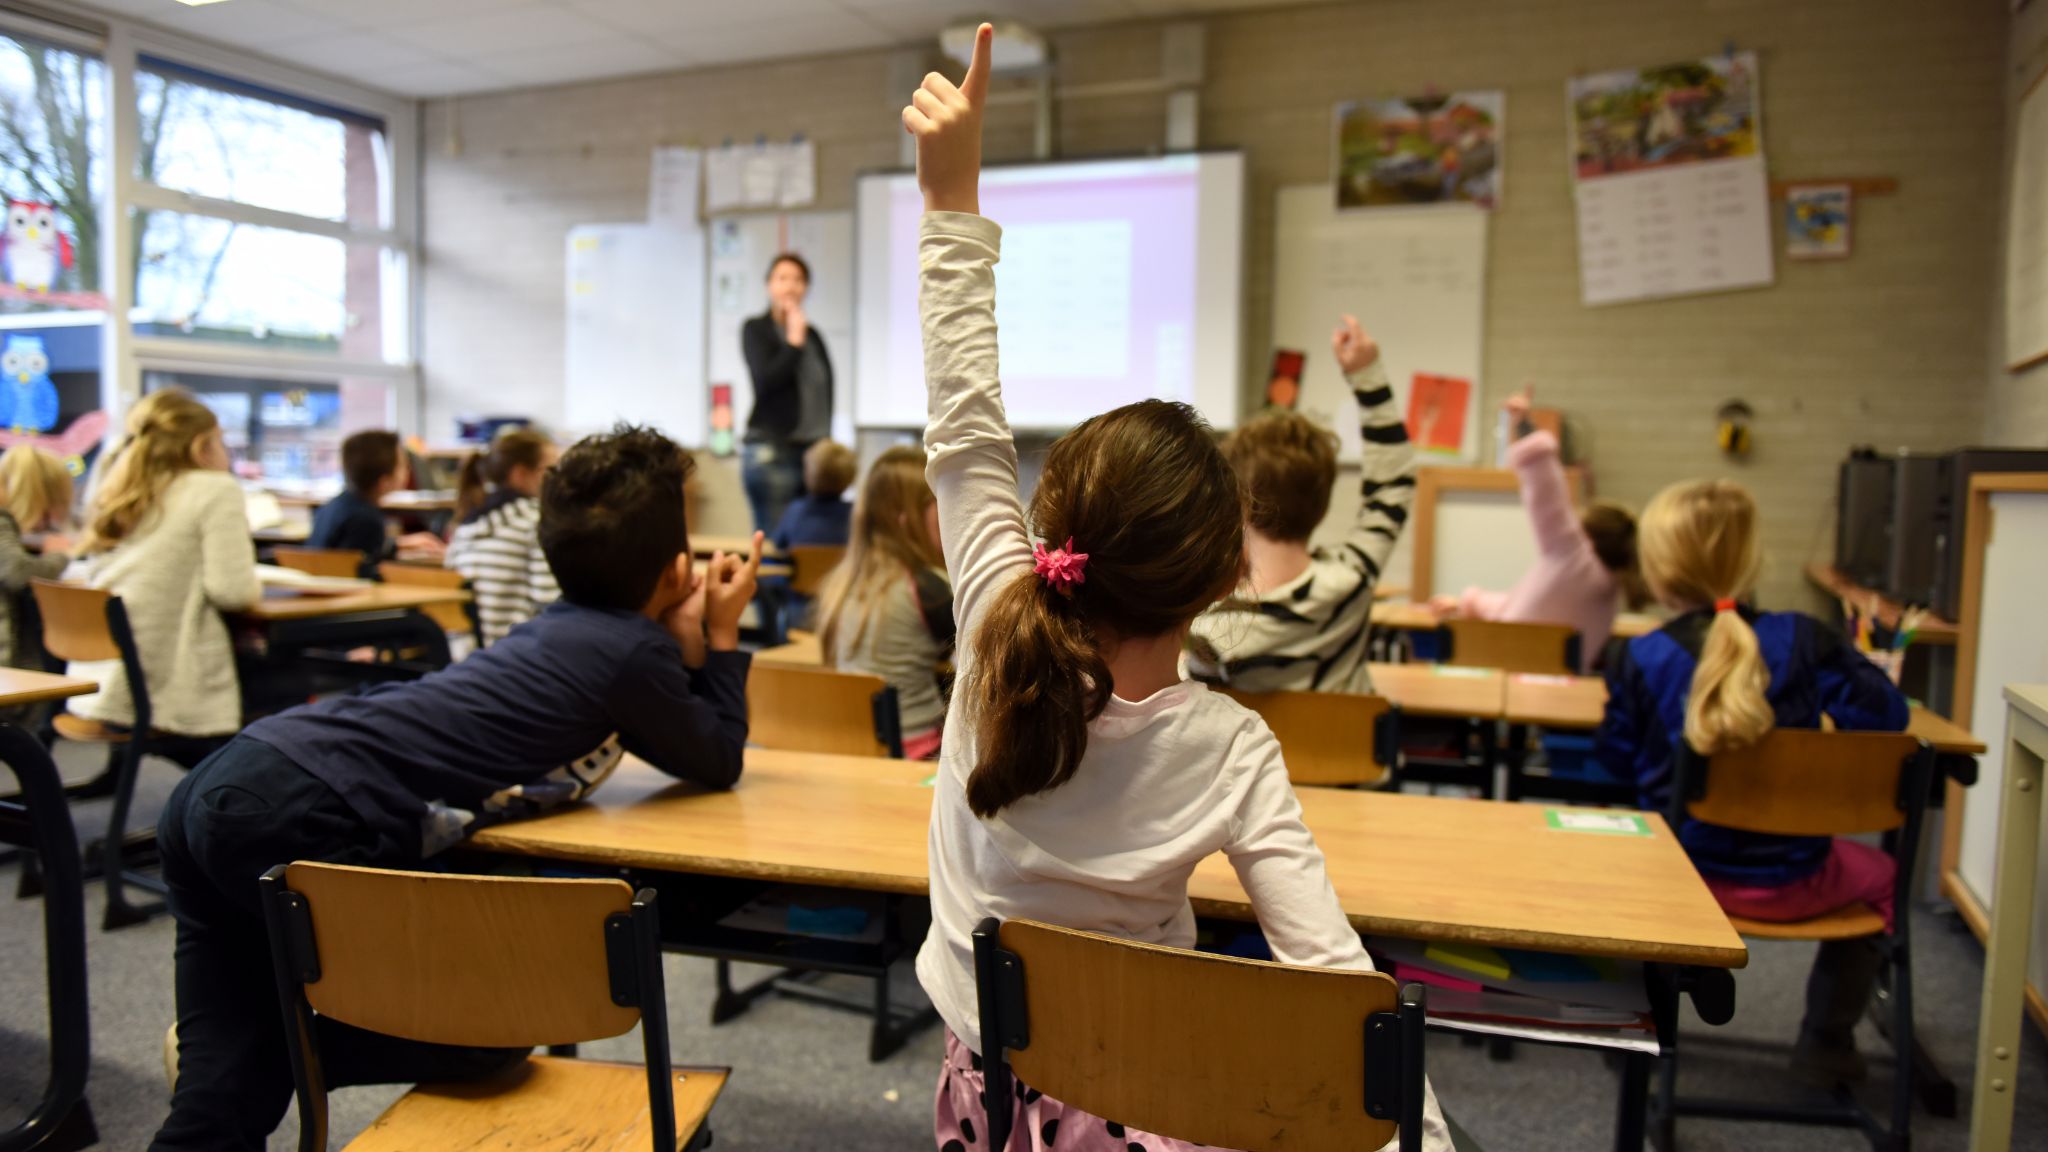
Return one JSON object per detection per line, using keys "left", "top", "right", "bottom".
{"left": 1032, "top": 538, "right": 1089, "bottom": 596}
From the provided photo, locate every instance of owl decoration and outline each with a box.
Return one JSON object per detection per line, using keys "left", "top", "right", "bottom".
{"left": 0, "top": 335, "right": 60, "bottom": 434}
{"left": 3, "top": 200, "right": 73, "bottom": 295}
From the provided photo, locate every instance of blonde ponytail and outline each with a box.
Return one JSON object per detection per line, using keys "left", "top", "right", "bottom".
{"left": 1684, "top": 608, "right": 1774, "bottom": 753}
{"left": 1639, "top": 479, "right": 1772, "bottom": 754}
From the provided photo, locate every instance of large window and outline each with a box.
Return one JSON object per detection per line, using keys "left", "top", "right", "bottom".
{"left": 0, "top": 5, "right": 416, "bottom": 486}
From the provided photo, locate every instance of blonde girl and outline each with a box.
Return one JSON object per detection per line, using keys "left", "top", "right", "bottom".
{"left": 446, "top": 427, "right": 560, "bottom": 645}
{"left": 68, "top": 389, "right": 260, "bottom": 740}
{"left": 1596, "top": 478, "right": 1907, "bottom": 1086}
{"left": 815, "top": 444, "right": 953, "bottom": 759}
{"left": 902, "top": 28, "right": 1449, "bottom": 1152}
{"left": 0, "top": 445, "right": 73, "bottom": 668}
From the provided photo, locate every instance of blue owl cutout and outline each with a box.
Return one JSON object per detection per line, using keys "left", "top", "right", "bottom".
{"left": 0, "top": 335, "right": 59, "bottom": 433}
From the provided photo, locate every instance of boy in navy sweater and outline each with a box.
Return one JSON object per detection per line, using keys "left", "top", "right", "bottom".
{"left": 150, "top": 426, "right": 760, "bottom": 1152}
{"left": 308, "top": 430, "right": 444, "bottom": 576}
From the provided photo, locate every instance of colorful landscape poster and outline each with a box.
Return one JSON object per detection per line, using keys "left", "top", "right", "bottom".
{"left": 1785, "top": 184, "right": 1852, "bottom": 260}
{"left": 1568, "top": 52, "right": 1761, "bottom": 180}
{"left": 1334, "top": 91, "right": 1504, "bottom": 211}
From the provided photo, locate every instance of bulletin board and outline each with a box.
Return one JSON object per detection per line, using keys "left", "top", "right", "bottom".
{"left": 705, "top": 211, "right": 856, "bottom": 449}
{"left": 1271, "top": 184, "right": 1488, "bottom": 463}
{"left": 2007, "top": 68, "right": 2048, "bottom": 371}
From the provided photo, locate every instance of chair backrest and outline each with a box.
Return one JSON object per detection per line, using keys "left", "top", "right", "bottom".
{"left": 1222, "top": 688, "right": 1397, "bottom": 787}
{"left": 786, "top": 544, "right": 845, "bottom": 599}
{"left": 279, "top": 862, "right": 638, "bottom": 1047}
{"left": 30, "top": 580, "right": 119, "bottom": 663}
{"left": 377, "top": 562, "right": 475, "bottom": 635}
{"left": 1675, "top": 729, "right": 1932, "bottom": 838}
{"left": 747, "top": 661, "right": 901, "bottom": 757}
{"left": 977, "top": 919, "right": 1424, "bottom": 1152}
{"left": 1439, "top": 618, "right": 1581, "bottom": 676}
{"left": 274, "top": 547, "right": 364, "bottom": 579}
{"left": 263, "top": 862, "right": 676, "bottom": 1152}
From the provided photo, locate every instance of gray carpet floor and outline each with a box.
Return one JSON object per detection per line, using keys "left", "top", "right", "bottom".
{"left": 6, "top": 749, "right": 2048, "bottom": 1151}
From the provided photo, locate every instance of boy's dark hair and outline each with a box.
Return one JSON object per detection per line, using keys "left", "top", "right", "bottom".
{"left": 766, "top": 252, "right": 810, "bottom": 283}
{"left": 1221, "top": 411, "right": 1340, "bottom": 542}
{"left": 539, "top": 424, "right": 694, "bottom": 611}
{"left": 341, "top": 430, "right": 402, "bottom": 494}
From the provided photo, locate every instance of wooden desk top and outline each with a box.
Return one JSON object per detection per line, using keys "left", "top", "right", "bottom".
{"left": 470, "top": 750, "right": 1746, "bottom": 969}
{"left": 252, "top": 523, "right": 311, "bottom": 544}
{"left": 1803, "top": 564, "right": 1958, "bottom": 646}
{"left": 691, "top": 534, "right": 786, "bottom": 560}
{"left": 0, "top": 668, "right": 97, "bottom": 707}
{"left": 1504, "top": 673, "right": 1985, "bottom": 755}
{"left": 1370, "top": 602, "right": 1659, "bottom": 640}
{"left": 1366, "top": 662, "right": 1503, "bottom": 718}
{"left": 238, "top": 583, "right": 472, "bottom": 622}
{"left": 756, "top": 633, "right": 823, "bottom": 666}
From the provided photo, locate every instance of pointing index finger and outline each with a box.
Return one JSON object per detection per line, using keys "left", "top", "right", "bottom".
{"left": 962, "top": 22, "right": 993, "bottom": 108}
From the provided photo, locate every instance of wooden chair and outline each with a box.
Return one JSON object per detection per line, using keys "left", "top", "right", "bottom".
{"left": 261, "top": 862, "right": 728, "bottom": 1152}
{"left": 972, "top": 918, "right": 1428, "bottom": 1152}
{"left": 1659, "top": 729, "right": 1936, "bottom": 1149}
{"left": 746, "top": 662, "right": 902, "bottom": 758}
{"left": 785, "top": 545, "right": 845, "bottom": 600}
{"left": 273, "top": 547, "right": 366, "bottom": 579}
{"left": 31, "top": 579, "right": 177, "bottom": 929}
{"left": 1222, "top": 688, "right": 1399, "bottom": 787}
{"left": 1436, "top": 618, "right": 1581, "bottom": 676}
{"left": 377, "top": 562, "right": 480, "bottom": 641}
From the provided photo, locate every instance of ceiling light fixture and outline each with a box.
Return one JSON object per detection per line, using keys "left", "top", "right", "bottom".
{"left": 172, "top": 0, "right": 234, "bottom": 7}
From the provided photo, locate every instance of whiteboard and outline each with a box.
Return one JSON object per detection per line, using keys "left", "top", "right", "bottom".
{"left": 564, "top": 224, "right": 707, "bottom": 445}
{"left": 705, "top": 211, "right": 855, "bottom": 448}
{"left": 1957, "top": 490, "right": 2048, "bottom": 1003}
{"left": 2008, "top": 70, "right": 2048, "bottom": 370}
{"left": 1430, "top": 490, "right": 1541, "bottom": 598}
{"left": 1271, "top": 185, "right": 1487, "bottom": 462}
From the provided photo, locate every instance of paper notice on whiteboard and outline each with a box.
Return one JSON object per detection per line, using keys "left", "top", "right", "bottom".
{"left": 779, "top": 138, "right": 816, "bottom": 207}
{"left": 648, "top": 146, "right": 701, "bottom": 226}
{"left": 741, "top": 144, "right": 782, "bottom": 208}
{"left": 706, "top": 147, "right": 745, "bottom": 214}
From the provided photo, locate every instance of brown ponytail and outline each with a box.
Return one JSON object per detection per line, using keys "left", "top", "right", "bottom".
{"left": 1582, "top": 499, "right": 1651, "bottom": 610}
{"left": 963, "top": 400, "right": 1246, "bottom": 818}
{"left": 1638, "top": 479, "right": 1773, "bottom": 754}
{"left": 456, "top": 427, "right": 555, "bottom": 522}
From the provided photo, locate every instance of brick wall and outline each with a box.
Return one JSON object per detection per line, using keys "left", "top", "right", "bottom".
{"left": 1989, "top": 0, "right": 2048, "bottom": 442}
{"left": 421, "top": 0, "right": 2007, "bottom": 608}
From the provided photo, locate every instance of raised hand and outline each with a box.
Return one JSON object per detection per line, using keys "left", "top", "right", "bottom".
{"left": 902, "top": 22, "right": 992, "bottom": 215}
{"left": 1505, "top": 385, "right": 1532, "bottom": 425}
{"left": 703, "top": 531, "right": 766, "bottom": 651}
{"left": 1331, "top": 314, "right": 1381, "bottom": 375}
{"left": 784, "top": 301, "right": 808, "bottom": 346}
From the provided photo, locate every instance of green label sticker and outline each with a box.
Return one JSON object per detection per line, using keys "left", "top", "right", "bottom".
{"left": 1545, "top": 809, "right": 1651, "bottom": 836}
{"left": 921, "top": 773, "right": 938, "bottom": 788}
{"left": 1431, "top": 665, "right": 1496, "bottom": 679}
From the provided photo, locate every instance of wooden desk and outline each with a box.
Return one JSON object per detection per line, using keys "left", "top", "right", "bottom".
{"left": 692, "top": 533, "right": 786, "bottom": 560}
{"left": 756, "top": 633, "right": 823, "bottom": 667}
{"left": 1503, "top": 673, "right": 1986, "bottom": 756}
{"left": 1804, "top": 563, "right": 1958, "bottom": 646}
{"left": 237, "top": 583, "right": 471, "bottom": 623}
{"left": 1366, "top": 662, "right": 1503, "bottom": 719}
{"left": 265, "top": 489, "right": 458, "bottom": 515}
{"left": 1971, "top": 685, "right": 2048, "bottom": 1151}
{"left": 0, "top": 669, "right": 97, "bottom": 707}
{"left": 252, "top": 522, "right": 311, "bottom": 545}
{"left": 1370, "top": 601, "right": 1659, "bottom": 640}
{"left": 470, "top": 749, "right": 1745, "bottom": 968}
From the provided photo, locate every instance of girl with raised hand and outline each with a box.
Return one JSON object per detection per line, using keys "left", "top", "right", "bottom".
{"left": 903, "top": 25, "right": 1448, "bottom": 1152}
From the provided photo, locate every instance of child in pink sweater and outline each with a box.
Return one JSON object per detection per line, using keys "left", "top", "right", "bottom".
{"left": 1432, "top": 390, "right": 1645, "bottom": 672}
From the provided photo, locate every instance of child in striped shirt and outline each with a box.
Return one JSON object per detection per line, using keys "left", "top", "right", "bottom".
{"left": 1187, "top": 321, "right": 1416, "bottom": 693}
{"left": 446, "top": 428, "right": 559, "bottom": 645}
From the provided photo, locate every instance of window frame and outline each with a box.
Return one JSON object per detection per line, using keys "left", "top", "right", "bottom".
{"left": 0, "top": 2, "right": 421, "bottom": 434}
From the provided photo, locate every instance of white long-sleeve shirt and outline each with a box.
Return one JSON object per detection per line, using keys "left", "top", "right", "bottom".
{"left": 910, "top": 211, "right": 1446, "bottom": 1150}
{"left": 67, "top": 469, "right": 260, "bottom": 735}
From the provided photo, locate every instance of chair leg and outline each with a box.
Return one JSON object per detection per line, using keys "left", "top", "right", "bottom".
{"left": 1888, "top": 941, "right": 1914, "bottom": 1151}
{"left": 1652, "top": 1049, "right": 1678, "bottom": 1152}
{"left": 101, "top": 741, "right": 161, "bottom": 930}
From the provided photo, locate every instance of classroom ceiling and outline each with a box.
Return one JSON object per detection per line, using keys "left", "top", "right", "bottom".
{"left": 77, "top": 0, "right": 1305, "bottom": 99}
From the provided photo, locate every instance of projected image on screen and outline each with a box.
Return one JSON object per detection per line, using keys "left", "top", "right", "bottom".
{"left": 855, "top": 153, "right": 1243, "bottom": 432}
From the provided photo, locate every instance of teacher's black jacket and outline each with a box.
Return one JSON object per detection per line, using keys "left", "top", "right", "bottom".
{"left": 742, "top": 313, "right": 833, "bottom": 442}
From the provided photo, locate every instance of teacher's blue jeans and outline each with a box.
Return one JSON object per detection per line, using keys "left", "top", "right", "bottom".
{"left": 741, "top": 438, "right": 805, "bottom": 536}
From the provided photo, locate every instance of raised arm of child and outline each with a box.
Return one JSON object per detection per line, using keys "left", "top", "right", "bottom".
{"left": 1445, "top": 387, "right": 1573, "bottom": 619}
{"left": 906, "top": 26, "right": 1034, "bottom": 641}
{"left": 1336, "top": 318, "right": 1415, "bottom": 586}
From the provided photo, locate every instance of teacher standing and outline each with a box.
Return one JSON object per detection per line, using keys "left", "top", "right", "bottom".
{"left": 741, "top": 252, "right": 834, "bottom": 534}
